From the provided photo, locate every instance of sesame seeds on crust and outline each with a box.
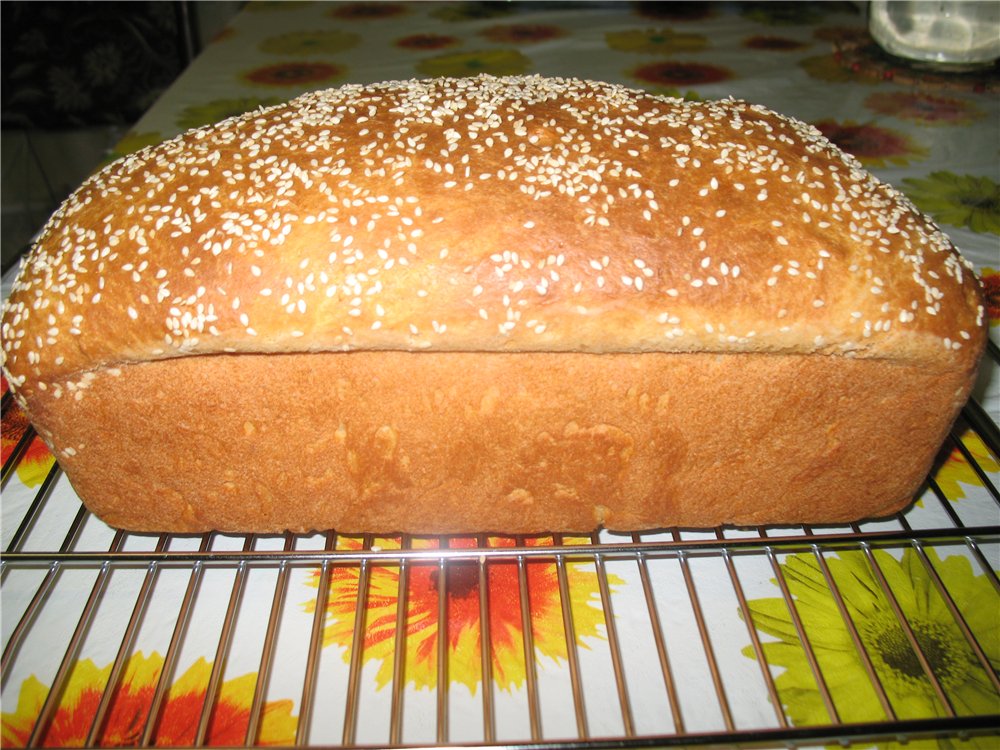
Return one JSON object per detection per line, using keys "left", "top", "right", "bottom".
{"left": 0, "top": 75, "right": 986, "bottom": 395}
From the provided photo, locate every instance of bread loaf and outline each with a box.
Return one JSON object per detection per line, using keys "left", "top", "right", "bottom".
{"left": 0, "top": 75, "right": 986, "bottom": 533}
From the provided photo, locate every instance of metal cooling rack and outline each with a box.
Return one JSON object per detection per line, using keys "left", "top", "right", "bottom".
{"left": 1, "top": 348, "right": 999, "bottom": 748}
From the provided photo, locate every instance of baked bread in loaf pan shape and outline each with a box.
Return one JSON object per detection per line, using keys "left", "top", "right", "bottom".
{"left": 1, "top": 75, "right": 987, "bottom": 534}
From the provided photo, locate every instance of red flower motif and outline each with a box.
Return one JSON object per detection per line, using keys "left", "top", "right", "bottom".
{"left": 2, "top": 654, "right": 295, "bottom": 747}
{"left": 633, "top": 1, "right": 713, "bottom": 21}
{"left": 210, "top": 26, "right": 237, "bottom": 45}
{"left": 1, "top": 400, "right": 53, "bottom": 487}
{"left": 328, "top": 2, "right": 408, "bottom": 19}
{"left": 864, "top": 91, "right": 983, "bottom": 125}
{"left": 479, "top": 24, "right": 566, "bottom": 44}
{"left": 242, "top": 62, "right": 344, "bottom": 87}
{"left": 631, "top": 61, "right": 734, "bottom": 86}
{"left": 982, "top": 269, "right": 1000, "bottom": 325}
{"left": 395, "top": 34, "right": 460, "bottom": 51}
{"left": 310, "top": 536, "right": 619, "bottom": 692}
{"left": 1, "top": 399, "right": 30, "bottom": 454}
{"left": 744, "top": 35, "right": 808, "bottom": 51}
{"left": 812, "top": 119, "right": 927, "bottom": 167}
{"left": 813, "top": 25, "right": 869, "bottom": 44}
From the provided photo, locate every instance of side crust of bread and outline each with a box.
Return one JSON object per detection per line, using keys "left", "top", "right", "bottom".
{"left": 28, "top": 350, "right": 974, "bottom": 534}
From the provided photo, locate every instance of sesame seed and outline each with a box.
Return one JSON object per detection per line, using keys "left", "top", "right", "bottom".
{"left": 0, "top": 74, "right": 978, "bottom": 388}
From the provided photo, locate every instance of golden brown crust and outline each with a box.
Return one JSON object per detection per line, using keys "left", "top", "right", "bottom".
{"left": 0, "top": 75, "right": 987, "bottom": 533}
{"left": 28, "top": 350, "right": 974, "bottom": 534}
{"left": 1, "top": 75, "right": 986, "bottom": 398}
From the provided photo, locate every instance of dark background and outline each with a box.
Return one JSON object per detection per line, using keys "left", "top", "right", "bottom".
{"left": 1, "top": 1, "right": 242, "bottom": 273}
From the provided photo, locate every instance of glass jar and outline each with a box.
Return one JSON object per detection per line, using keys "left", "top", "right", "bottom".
{"left": 869, "top": 0, "right": 1000, "bottom": 70}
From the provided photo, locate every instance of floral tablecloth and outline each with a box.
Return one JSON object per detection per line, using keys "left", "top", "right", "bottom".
{"left": 2, "top": 2, "right": 998, "bottom": 748}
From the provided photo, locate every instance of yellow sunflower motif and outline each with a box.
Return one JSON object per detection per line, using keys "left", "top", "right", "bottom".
{"left": 176, "top": 97, "right": 285, "bottom": 130}
{"left": 1, "top": 399, "right": 55, "bottom": 488}
{"left": 799, "top": 53, "right": 879, "bottom": 85}
{"left": 743, "top": 548, "right": 999, "bottom": 747}
{"left": 415, "top": 49, "right": 532, "bottom": 78}
{"left": 305, "top": 536, "right": 621, "bottom": 693}
{"left": 606, "top": 28, "right": 708, "bottom": 54}
{"left": 104, "top": 131, "right": 166, "bottom": 163}
{"left": 1, "top": 651, "right": 297, "bottom": 747}
{"left": 930, "top": 427, "right": 1000, "bottom": 502}
{"left": 902, "top": 172, "right": 1000, "bottom": 236}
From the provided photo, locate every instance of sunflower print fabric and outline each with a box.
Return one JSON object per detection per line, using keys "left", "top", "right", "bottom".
{"left": 902, "top": 173, "right": 1000, "bottom": 236}
{"left": 2, "top": 1, "right": 998, "bottom": 746}
{"left": 743, "top": 549, "right": 999, "bottom": 740}
{"left": 1, "top": 653, "right": 297, "bottom": 747}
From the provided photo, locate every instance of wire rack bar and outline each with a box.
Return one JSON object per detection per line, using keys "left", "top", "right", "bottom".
{"left": 516, "top": 541, "right": 543, "bottom": 741}
{"left": 949, "top": 426, "right": 1000, "bottom": 500}
{"left": 631, "top": 534, "right": 685, "bottom": 734}
{"left": 297, "top": 531, "right": 336, "bottom": 746}
{"left": 196, "top": 538, "right": 254, "bottom": 747}
{"left": 245, "top": 715, "right": 1000, "bottom": 749}
{"left": 1, "top": 462, "right": 62, "bottom": 557}
{"left": 436, "top": 552, "right": 449, "bottom": 744}
{"left": 4, "top": 525, "right": 996, "bottom": 567}
{"left": 590, "top": 536, "right": 634, "bottom": 737}
{"left": 721, "top": 544, "right": 788, "bottom": 729}
{"left": 25, "top": 530, "right": 126, "bottom": 747}
{"left": 141, "top": 536, "right": 212, "bottom": 746}
{"left": 1, "top": 501, "right": 90, "bottom": 682}
{"left": 767, "top": 546, "right": 841, "bottom": 726}
{"left": 963, "top": 395, "right": 1000, "bottom": 452}
{"left": 478, "top": 535, "right": 496, "bottom": 743}
{"left": 812, "top": 547, "right": 897, "bottom": 721}
{"left": 85, "top": 536, "right": 169, "bottom": 746}
{"left": 861, "top": 543, "right": 957, "bottom": 718}
{"left": 914, "top": 541, "right": 1000, "bottom": 693}
{"left": 243, "top": 535, "right": 293, "bottom": 746}
{"left": 0, "top": 563, "right": 53, "bottom": 687}
{"left": 553, "top": 536, "right": 588, "bottom": 739}
{"left": 967, "top": 539, "right": 1000, "bottom": 596}
{"left": 389, "top": 537, "right": 411, "bottom": 744}
{"left": 686, "top": 563, "right": 737, "bottom": 729}
{"left": 928, "top": 477, "right": 977, "bottom": 533}
{"left": 341, "top": 534, "right": 373, "bottom": 746}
